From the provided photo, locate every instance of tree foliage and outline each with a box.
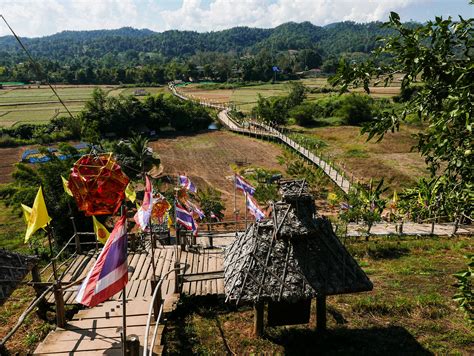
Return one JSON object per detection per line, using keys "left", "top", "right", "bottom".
{"left": 331, "top": 12, "right": 473, "bottom": 220}
{"left": 0, "top": 21, "right": 398, "bottom": 84}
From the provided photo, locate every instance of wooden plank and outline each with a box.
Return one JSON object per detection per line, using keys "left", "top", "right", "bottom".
{"left": 131, "top": 253, "right": 147, "bottom": 281}
{"left": 190, "top": 251, "right": 200, "bottom": 296}
{"left": 34, "top": 337, "right": 123, "bottom": 353}
{"left": 76, "top": 255, "right": 97, "bottom": 281}
{"left": 127, "top": 280, "right": 140, "bottom": 299}
{"left": 202, "top": 250, "right": 210, "bottom": 296}
{"left": 128, "top": 252, "right": 140, "bottom": 279}
{"left": 66, "top": 314, "right": 148, "bottom": 330}
{"left": 139, "top": 253, "right": 152, "bottom": 280}
{"left": 160, "top": 248, "right": 173, "bottom": 297}
{"left": 144, "top": 279, "right": 152, "bottom": 297}
{"left": 40, "top": 325, "right": 149, "bottom": 342}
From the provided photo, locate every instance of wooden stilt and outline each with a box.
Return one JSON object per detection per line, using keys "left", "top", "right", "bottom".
{"left": 316, "top": 295, "right": 327, "bottom": 332}
{"left": 254, "top": 302, "right": 264, "bottom": 337}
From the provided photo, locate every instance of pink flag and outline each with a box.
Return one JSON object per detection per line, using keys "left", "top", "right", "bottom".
{"left": 134, "top": 175, "right": 153, "bottom": 230}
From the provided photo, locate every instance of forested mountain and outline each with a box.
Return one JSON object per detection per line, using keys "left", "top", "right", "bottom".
{"left": 0, "top": 21, "right": 405, "bottom": 84}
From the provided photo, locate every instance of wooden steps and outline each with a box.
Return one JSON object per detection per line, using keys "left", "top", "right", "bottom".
{"left": 34, "top": 297, "right": 166, "bottom": 355}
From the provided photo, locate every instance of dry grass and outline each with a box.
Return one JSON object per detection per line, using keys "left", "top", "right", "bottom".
{"left": 298, "top": 125, "right": 428, "bottom": 191}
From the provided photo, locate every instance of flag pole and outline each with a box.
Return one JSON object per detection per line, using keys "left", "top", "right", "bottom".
{"left": 244, "top": 192, "right": 248, "bottom": 230}
{"left": 147, "top": 175, "right": 157, "bottom": 285}
{"left": 120, "top": 203, "right": 127, "bottom": 356}
{"left": 234, "top": 173, "right": 237, "bottom": 237}
{"left": 46, "top": 223, "right": 58, "bottom": 281}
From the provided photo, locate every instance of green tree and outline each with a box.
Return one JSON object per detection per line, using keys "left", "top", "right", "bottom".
{"left": 331, "top": 12, "right": 473, "bottom": 221}
{"left": 197, "top": 187, "right": 225, "bottom": 222}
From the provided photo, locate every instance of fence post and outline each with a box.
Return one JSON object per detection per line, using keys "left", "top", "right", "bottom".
{"left": 451, "top": 217, "right": 459, "bottom": 236}
{"left": 53, "top": 283, "right": 66, "bottom": 328}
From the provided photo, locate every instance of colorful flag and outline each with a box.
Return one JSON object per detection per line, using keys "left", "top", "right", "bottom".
{"left": 134, "top": 176, "right": 153, "bottom": 231}
{"left": 92, "top": 216, "right": 110, "bottom": 245}
{"left": 184, "top": 199, "right": 205, "bottom": 219}
{"left": 235, "top": 174, "right": 255, "bottom": 196}
{"left": 76, "top": 215, "right": 128, "bottom": 307}
{"left": 210, "top": 211, "right": 220, "bottom": 221}
{"left": 61, "top": 176, "right": 73, "bottom": 197}
{"left": 272, "top": 66, "right": 280, "bottom": 72}
{"left": 340, "top": 202, "right": 351, "bottom": 210}
{"left": 179, "top": 175, "right": 197, "bottom": 193}
{"left": 175, "top": 203, "right": 198, "bottom": 235}
{"left": 125, "top": 183, "right": 136, "bottom": 203}
{"left": 24, "top": 187, "right": 52, "bottom": 242}
{"left": 246, "top": 194, "right": 265, "bottom": 221}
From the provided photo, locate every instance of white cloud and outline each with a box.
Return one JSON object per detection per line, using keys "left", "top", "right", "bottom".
{"left": 160, "top": 0, "right": 423, "bottom": 31}
{"left": 0, "top": 0, "right": 464, "bottom": 38}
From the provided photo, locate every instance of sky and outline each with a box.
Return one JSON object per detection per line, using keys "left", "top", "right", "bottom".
{"left": 0, "top": 0, "right": 472, "bottom": 38}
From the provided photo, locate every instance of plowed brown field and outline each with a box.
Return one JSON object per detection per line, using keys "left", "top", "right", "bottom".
{"left": 150, "top": 131, "right": 285, "bottom": 218}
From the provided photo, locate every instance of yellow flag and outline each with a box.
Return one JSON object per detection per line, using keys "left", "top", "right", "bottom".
{"left": 92, "top": 216, "right": 110, "bottom": 245}
{"left": 24, "top": 187, "right": 52, "bottom": 242}
{"left": 125, "top": 183, "right": 136, "bottom": 203}
{"left": 21, "top": 204, "right": 32, "bottom": 225}
{"left": 166, "top": 212, "right": 173, "bottom": 229}
{"left": 61, "top": 176, "right": 73, "bottom": 196}
{"left": 392, "top": 190, "right": 398, "bottom": 204}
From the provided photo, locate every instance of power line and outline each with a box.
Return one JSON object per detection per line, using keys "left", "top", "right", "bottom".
{"left": 0, "top": 14, "right": 75, "bottom": 119}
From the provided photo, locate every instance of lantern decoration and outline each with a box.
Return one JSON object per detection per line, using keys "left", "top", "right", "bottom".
{"left": 152, "top": 193, "right": 171, "bottom": 224}
{"left": 68, "top": 153, "right": 129, "bottom": 216}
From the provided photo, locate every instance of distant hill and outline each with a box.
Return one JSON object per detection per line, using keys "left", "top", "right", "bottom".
{"left": 0, "top": 21, "right": 396, "bottom": 64}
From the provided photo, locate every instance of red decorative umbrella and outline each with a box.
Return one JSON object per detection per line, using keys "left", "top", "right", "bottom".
{"left": 68, "top": 153, "right": 129, "bottom": 216}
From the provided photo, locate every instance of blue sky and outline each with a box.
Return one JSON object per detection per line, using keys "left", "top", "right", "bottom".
{"left": 0, "top": 0, "right": 472, "bottom": 37}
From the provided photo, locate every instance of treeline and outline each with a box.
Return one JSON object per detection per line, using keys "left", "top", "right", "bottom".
{"left": 0, "top": 21, "right": 404, "bottom": 84}
{"left": 0, "top": 90, "right": 213, "bottom": 146}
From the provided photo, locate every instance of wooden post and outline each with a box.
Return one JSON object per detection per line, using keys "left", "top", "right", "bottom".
{"left": 430, "top": 220, "right": 435, "bottom": 235}
{"left": 53, "top": 283, "right": 66, "bottom": 328}
{"left": 71, "top": 217, "right": 81, "bottom": 254}
{"left": 253, "top": 302, "right": 264, "bottom": 337}
{"left": 31, "top": 264, "right": 41, "bottom": 284}
{"left": 207, "top": 224, "right": 213, "bottom": 248}
{"left": 316, "top": 295, "right": 327, "bottom": 332}
{"left": 174, "top": 261, "right": 181, "bottom": 294}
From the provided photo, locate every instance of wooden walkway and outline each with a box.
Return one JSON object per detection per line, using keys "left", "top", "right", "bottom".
{"left": 34, "top": 296, "right": 167, "bottom": 355}
{"left": 48, "top": 247, "right": 178, "bottom": 305}
{"left": 35, "top": 245, "right": 225, "bottom": 355}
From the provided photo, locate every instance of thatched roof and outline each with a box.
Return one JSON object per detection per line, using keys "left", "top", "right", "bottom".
{"left": 0, "top": 249, "right": 37, "bottom": 303}
{"left": 223, "top": 179, "right": 372, "bottom": 304}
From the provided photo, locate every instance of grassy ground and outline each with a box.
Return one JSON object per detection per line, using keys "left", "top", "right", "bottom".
{"left": 291, "top": 124, "right": 428, "bottom": 192}
{"left": 164, "top": 236, "right": 473, "bottom": 355}
{"left": 0, "top": 201, "right": 28, "bottom": 252}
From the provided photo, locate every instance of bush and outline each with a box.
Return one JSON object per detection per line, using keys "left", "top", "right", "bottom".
{"left": 338, "top": 94, "right": 374, "bottom": 125}
{"left": 289, "top": 103, "right": 315, "bottom": 126}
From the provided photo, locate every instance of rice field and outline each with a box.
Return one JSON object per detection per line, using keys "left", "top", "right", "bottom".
{"left": 0, "top": 85, "right": 165, "bottom": 127}
{"left": 179, "top": 78, "right": 400, "bottom": 113}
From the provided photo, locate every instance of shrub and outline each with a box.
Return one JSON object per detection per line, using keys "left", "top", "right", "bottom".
{"left": 338, "top": 94, "right": 374, "bottom": 125}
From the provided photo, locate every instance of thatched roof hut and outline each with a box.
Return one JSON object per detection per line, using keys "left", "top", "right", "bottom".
{"left": 0, "top": 249, "right": 37, "bottom": 303}
{"left": 224, "top": 179, "right": 372, "bottom": 305}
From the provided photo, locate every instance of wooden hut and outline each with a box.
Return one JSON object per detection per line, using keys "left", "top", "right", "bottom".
{"left": 224, "top": 179, "right": 373, "bottom": 335}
